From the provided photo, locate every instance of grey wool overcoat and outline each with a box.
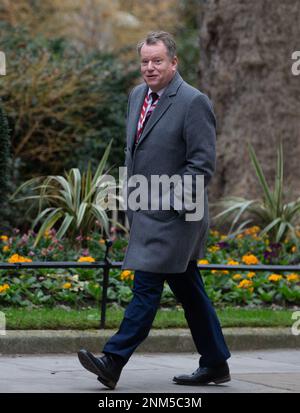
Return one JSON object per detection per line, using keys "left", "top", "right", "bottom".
{"left": 121, "top": 72, "right": 216, "bottom": 273}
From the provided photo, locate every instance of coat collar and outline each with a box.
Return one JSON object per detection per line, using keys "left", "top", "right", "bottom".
{"left": 130, "top": 72, "right": 183, "bottom": 150}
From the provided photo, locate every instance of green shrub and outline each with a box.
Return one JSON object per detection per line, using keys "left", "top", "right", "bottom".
{"left": 214, "top": 142, "right": 300, "bottom": 246}
{"left": 0, "top": 22, "right": 138, "bottom": 205}
{"left": 11, "top": 140, "right": 122, "bottom": 246}
{"left": 0, "top": 99, "right": 11, "bottom": 228}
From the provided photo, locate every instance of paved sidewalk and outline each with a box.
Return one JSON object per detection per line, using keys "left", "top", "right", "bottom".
{"left": 0, "top": 350, "right": 300, "bottom": 393}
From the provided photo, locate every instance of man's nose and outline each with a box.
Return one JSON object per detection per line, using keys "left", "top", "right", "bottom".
{"left": 147, "top": 61, "right": 154, "bottom": 70}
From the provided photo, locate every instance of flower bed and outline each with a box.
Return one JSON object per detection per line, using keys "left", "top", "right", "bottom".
{"left": 0, "top": 227, "right": 299, "bottom": 307}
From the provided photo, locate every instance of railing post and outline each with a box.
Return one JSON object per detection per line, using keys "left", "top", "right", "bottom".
{"left": 100, "top": 239, "right": 113, "bottom": 329}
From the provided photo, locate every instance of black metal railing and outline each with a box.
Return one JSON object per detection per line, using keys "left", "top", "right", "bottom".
{"left": 0, "top": 239, "right": 299, "bottom": 328}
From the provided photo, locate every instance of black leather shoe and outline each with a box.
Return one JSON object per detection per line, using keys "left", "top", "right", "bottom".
{"left": 173, "top": 361, "right": 230, "bottom": 385}
{"left": 78, "top": 349, "right": 123, "bottom": 389}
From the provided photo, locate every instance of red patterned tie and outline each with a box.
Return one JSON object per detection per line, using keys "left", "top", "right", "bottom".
{"left": 135, "top": 92, "right": 159, "bottom": 144}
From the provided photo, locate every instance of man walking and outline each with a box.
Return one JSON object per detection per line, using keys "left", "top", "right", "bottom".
{"left": 78, "top": 31, "right": 230, "bottom": 389}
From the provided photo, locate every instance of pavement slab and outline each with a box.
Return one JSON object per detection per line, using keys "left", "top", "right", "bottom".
{"left": 0, "top": 350, "right": 299, "bottom": 393}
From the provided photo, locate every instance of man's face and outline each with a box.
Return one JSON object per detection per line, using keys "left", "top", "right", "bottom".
{"left": 140, "top": 41, "right": 178, "bottom": 92}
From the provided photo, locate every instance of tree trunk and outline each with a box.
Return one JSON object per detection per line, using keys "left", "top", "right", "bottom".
{"left": 198, "top": 0, "right": 300, "bottom": 203}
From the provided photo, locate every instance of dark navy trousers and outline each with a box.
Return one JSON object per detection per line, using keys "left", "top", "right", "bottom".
{"left": 103, "top": 261, "right": 230, "bottom": 367}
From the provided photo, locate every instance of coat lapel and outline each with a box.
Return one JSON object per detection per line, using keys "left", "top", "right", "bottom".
{"left": 135, "top": 72, "right": 183, "bottom": 149}
{"left": 128, "top": 84, "right": 147, "bottom": 149}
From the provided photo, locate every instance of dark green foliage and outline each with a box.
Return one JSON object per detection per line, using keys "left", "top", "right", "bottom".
{"left": 176, "top": 0, "right": 201, "bottom": 87}
{"left": 0, "top": 22, "right": 139, "bottom": 181}
{"left": 70, "top": 52, "right": 139, "bottom": 174}
{"left": 0, "top": 99, "right": 11, "bottom": 228}
{"left": 0, "top": 23, "right": 139, "bottom": 229}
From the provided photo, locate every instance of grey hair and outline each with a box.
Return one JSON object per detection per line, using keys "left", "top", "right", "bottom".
{"left": 137, "top": 31, "right": 177, "bottom": 59}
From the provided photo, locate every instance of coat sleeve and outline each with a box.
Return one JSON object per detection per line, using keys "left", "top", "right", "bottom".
{"left": 170, "top": 93, "right": 217, "bottom": 216}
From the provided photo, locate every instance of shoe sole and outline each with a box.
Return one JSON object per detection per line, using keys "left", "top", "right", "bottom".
{"left": 213, "top": 374, "right": 231, "bottom": 384}
{"left": 173, "top": 374, "right": 231, "bottom": 386}
{"left": 78, "top": 350, "right": 116, "bottom": 390}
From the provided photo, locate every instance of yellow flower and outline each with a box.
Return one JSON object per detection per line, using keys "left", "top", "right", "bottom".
{"left": 62, "top": 282, "right": 72, "bottom": 289}
{"left": 236, "top": 234, "right": 244, "bottom": 239}
{"left": 120, "top": 270, "right": 134, "bottom": 281}
{"left": 211, "top": 269, "right": 229, "bottom": 274}
{"left": 121, "top": 270, "right": 131, "bottom": 277}
{"left": 227, "top": 259, "right": 239, "bottom": 265}
{"left": 210, "top": 230, "right": 219, "bottom": 237}
{"left": 99, "top": 239, "right": 105, "bottom": 245}
{"left": 0, "top": 283, "right": 10, "bottom": 293}
{"left": 247, "top": 272, "right": 256, "bottom": 279}
{"left": 44, "top": 230, "right": 51, "bottom": 239}
{"left": 237, "top": 279, "right": 253, "bottom": 289}
{"left": 242, "top": 254, "right": 259, "bottom": 265}
{"left": 2, "top": 245, "right": 10, "bottom": 252}
{"left": 244, "top": 226, "right": 260, "bottom": 236}
{"left": 7, "top": 254, "right": 32, "bottom": 263}
{"left": 268, "top": 274, "right": 282, "bottom": 282}
{"left": 208, "top": 246, "right": 220, "bottom": 253}
{"left": 77, "top": 256, "right": 95, "bottom": 262}
{"left": 198, "top": 259, "right": 209, "bottom": 265}
{"left": 291, "top": 246, "right": 297, "bottom": 253}
{"left": 232, "top": 274, "right": 242, "bottom": 280}
{"left": 286, "top": 273, "right": 299, "bottom": 282}
{"left": 0, "top": 235, "right": 8, "bottom": 242}
{"left": 220, "top": 235, "right": 228, "bottom": 240}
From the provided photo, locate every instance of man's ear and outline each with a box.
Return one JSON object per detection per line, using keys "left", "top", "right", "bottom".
{"left": 172, "top": 56, "right": 178, "bottom": 71}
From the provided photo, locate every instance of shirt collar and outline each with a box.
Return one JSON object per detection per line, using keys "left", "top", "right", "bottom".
{"left": 147, "top": 87, "right": 166, "bottom": 98}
